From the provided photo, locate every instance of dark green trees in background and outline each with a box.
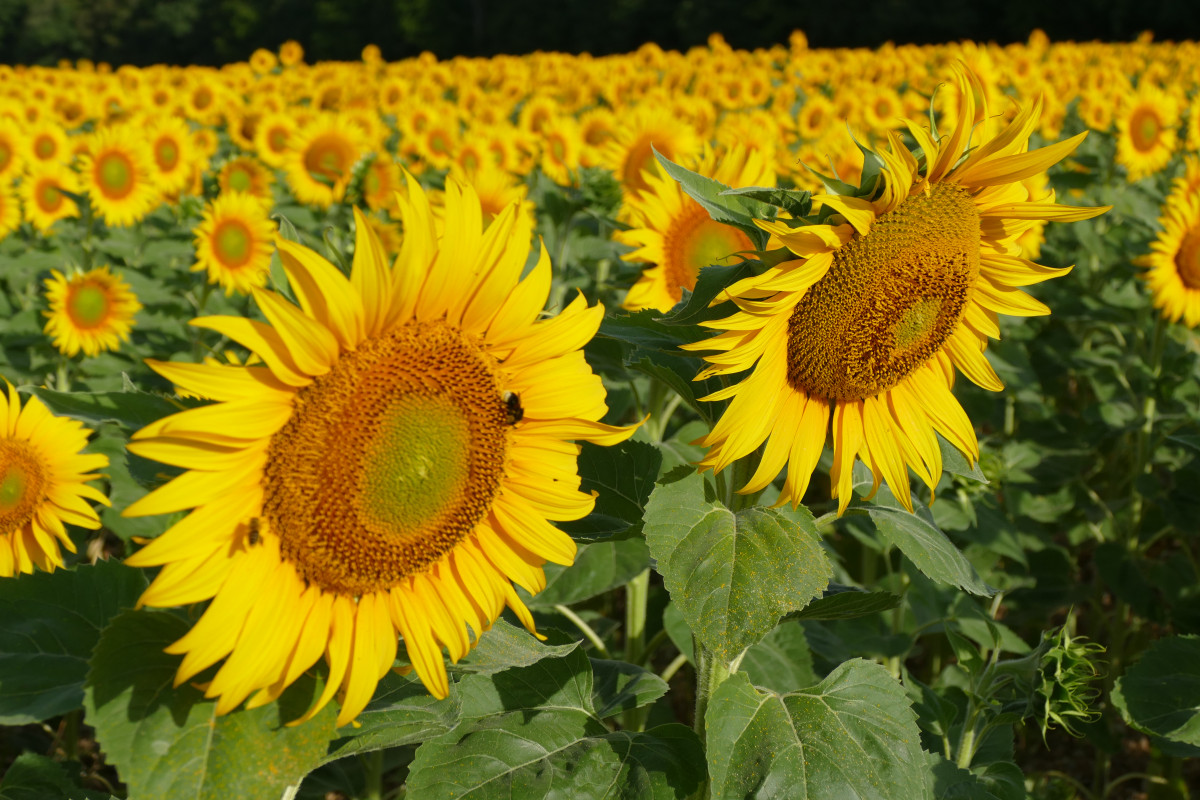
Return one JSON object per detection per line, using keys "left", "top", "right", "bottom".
{"left": 1, "top": 0, "right": 1198, "bottom": 67}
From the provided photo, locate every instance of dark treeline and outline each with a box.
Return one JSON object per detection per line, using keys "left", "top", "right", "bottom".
{"left": 1, "top": 0, "right": 1197, "bottom": 67}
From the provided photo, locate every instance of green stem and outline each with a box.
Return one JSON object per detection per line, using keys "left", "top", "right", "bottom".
{"left": 660, "top": 653, "right": 688, "bottom": 683}
{"left": 61, "top": 709, "right": 81, "bottom": 761}
{"left": 622, "top": 568, "right": 651, "bottom": 731}
{"left": 554, "top": 604, "right": 610, "bottom": 657}
{"left": 56, "top": 358, "right": 70, "bottom": 392}
{"left": 363, "top": 749, "right": 383, "bottom": 800}
{"left": 693, "top": 643, "right": 733, "bottom": 750}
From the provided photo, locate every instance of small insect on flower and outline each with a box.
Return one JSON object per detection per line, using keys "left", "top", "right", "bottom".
{"left": 246, "top": 517, "right": 261, "bottom": 547}
{"left": 503, "top": 391, "right": 524, "bottom": 426}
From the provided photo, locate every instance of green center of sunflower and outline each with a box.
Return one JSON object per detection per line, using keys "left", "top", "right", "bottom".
{"left": 666, "top": 207, "right": 752, "bottom": 303}
{"left": 35, "top": 136, "right": 56, "bottom": 160}
{"left": 228, "top": 167, "right": 253, "bottom": 192}
{"left": 269, "top": 129, "right": 288, "bottom": 152}
{"left": 68, "top": 283, "right": 111, "bottom": 328}
{"left": 37, "top": 181, "right": 62, "bottom": 212}
{"left": 1131, "top": 107, "right": 1161, "bottom": 152}
{"left": 156, "top": 139, "right": 178, "bottom": 170}
{"left": 1175, "top": 228, "right": 1200, "bottom": 290}
{"left": 98, "top": 153, "right": 133, "bottom": 198}
{"left": 0, "top": 440, "right": 45, "bottom": 532}
{"left": 213, "top": 220, "right": 253, "bottom": 267}
{"left": 305, "top": 135, "right": 350, "bottom": 182}
{"left": 785, "top": 181, "right": 980, "bottom": 401}
{"left": 263, "top": 321, "right": 509, "bottom": 596}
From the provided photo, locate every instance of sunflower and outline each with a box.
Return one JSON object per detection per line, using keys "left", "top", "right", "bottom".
{"left": 253, "top": 112, "right": 296, "bottom": 168}
{"left": 0, "top": 124, "right": 23, "bottom": 181}
{"left": 146, "top": 116, "right": 195, "bottom": 197}
{"left": 79, "top": 126, "right": 160, "bottom": 227}
{"left": 43, "top": 265, "right": 143, "bottom": 358}
{"left": 284, "top": 113, "right": 366, "bottom": 208}
{"left": 249, "top": 48, "right": 278, "bottom": 75}
{"left": 123, "top": 179, "right": 636, "bottom": 726}
{"left": 1136, "top": 191, "right": 1200, "bottom": 327}
{"left": 0, "top": 383, "right": 110, "bottom": 578}
{"left": 599, "top": 105, "right": 701, "bottom": 197}
{"left": 20, "top": 161, "right": 80, "bottom": 233}
{"left": 685, "top": 66, "right": 1108, "bottom": 514}
{"left": 218, "top": 156, "right": 275, "bottom": 208}
{"left": 538, "top": 117, "right": 581, "bottom": 187}
{"left": 621, "top": 145, "right": 774, "bottom": 313}
{"left": 1115, "top": 82, "right": 1181, "bottom": 182}
{"left": 279, "top": 40, "right": 305, "bottom": 67}
{"left": 0, "top": 184, "right": 19, "bottom": 241}
{"left": 361, "top": 156, "right": 402, "bottom": 212}
{"left": 25, "top": 121, "right": 67, "bottom": 165}
{"left": 192, "top": 192, "right": 276, "bottom": 296}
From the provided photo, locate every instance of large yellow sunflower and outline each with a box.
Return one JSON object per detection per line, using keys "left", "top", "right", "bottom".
{"left": 621, "top": 145, "right": 774, "bottom": 313}
{"left": 78, "top": 126, "right": 160, "bottom": 227}
{"left": 192, "top": 192, "right": 276, "bottom": 296}
{"left": 284, "top": 113, "right": 366, "bottom": 208}
{"left": 685, "top": 66, "right": 1108, "bottom": 514}
{"left": 1115, "top": 82, "right": 1181, "bottom": 182}
{"left": 43, "top": 265, "right": 143, "bottom": 358}
{"left": 122, "top": 179, "right": 637, "bottom": 726}
{"left": 0, "top": 383, "right": 110, "bottom": 577}
{"left": 1136, "top": 190, "right": 1200, "bottom": 327}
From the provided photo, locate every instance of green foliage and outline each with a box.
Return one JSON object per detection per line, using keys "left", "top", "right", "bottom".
{"left": 1112, "top": 635, "right": 1200, "bottom": 747}
{"left": 705, "top": 665, "right": 928, "bottom": 799}
{"left": 0, "top": 561, "right": 146, "bottom": 724}
{"left": 643, "top": 470, "right": 832, "bottom": 664}
{"left": 84, "top": 610, "right": 338, "bottom": 799}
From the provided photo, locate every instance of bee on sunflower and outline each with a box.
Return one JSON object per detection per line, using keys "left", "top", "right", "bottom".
{"left": 123, "top": 177, "right": 638, "bottom": 727}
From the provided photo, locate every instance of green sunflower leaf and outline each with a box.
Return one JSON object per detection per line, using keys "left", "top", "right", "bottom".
{"left": 939, "top": 434, "right": 989, "bottom": 483}
{"left": 719, "top": 185, "right": 813, "bottom": 218}
{"left": 0, "top": 560, "right": 146, "bottom": 725}
{"left": 705, "top": 664, "right": 928, "bottom": 800}
{"left": 528, "top": 538, "right": 651, "bottom": 607}
{"left": 590, "top": 658, "right": 670, "bottom": 719}
{"left": 867, "top": 487, "right": 995, "bottom": 596}
{"left": 653, "top": 147, "right": 774, "bottom": 250}
{"left": 787, "top": 585, "right": 902, "bottom": 621}
{"left": 643, "top": 470, "right": 833, "bottom": 664}
{"left": 1111, "top": 634, "right": 1200, "bottom": 747}
{"left": 31, "top": 386, "right": 201, "bottom": 432}
{"left": 557, "top": 439, "right": 662, "bottom": 543}
{"left": 407, "top": 644, "right": 703, "bottom": 800}
{"left": 0, "top": 753, "right": 116, "bottom": 800}
{"left": 659, "top": 261, "right": 756, "bottom": 327}
{"left": 451, "top": 619, "right": 580, "bottom": 675}
{"left": 85, "top": 610, "right": 337, "bottom": 800}
{"left": 324, "top": 672, "right": 460, "bottom": 761}
{"left": 595, "top": 310, "right": 723, "bottom": 424}
{"left": 738, "top": 620, "right": 818, "bottom": 693}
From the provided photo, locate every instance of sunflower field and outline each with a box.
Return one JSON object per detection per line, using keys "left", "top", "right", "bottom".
{"left": 1, "top": 30, "right": 1199, "bottom": 800}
